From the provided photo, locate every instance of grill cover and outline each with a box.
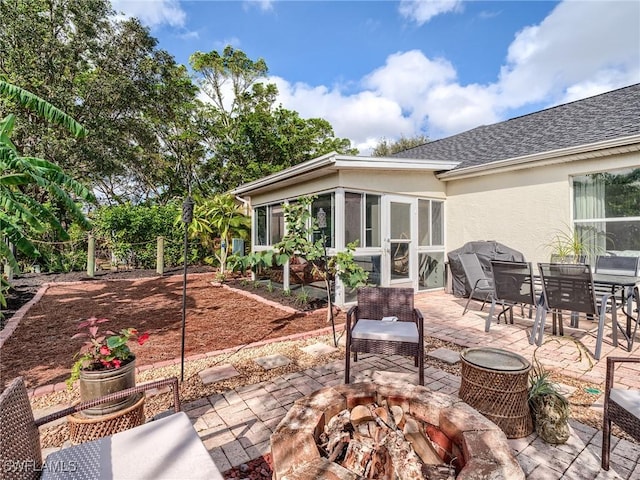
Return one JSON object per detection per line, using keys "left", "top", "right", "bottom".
{"left": 448, "top": 241, "right": 526, "bottom": 297}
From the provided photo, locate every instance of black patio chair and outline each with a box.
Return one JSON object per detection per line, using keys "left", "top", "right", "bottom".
{"left": 345, "top": 287, "right": 424, "bottom": 385}
{"left": 485, "top": 260, "right": 538, "bottom": 332}
{"left": 459, "top": 253, "right": 494, "bottom": 315}
{"left": 529, "top": 263, "right": 618, "bottom": 360}
{"left": 595, "top": 255, "right": 640, "bottom": 276}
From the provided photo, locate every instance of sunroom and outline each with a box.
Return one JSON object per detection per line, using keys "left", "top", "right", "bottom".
{"left": 232, "top": 152, "right": 458, "bottom": 306}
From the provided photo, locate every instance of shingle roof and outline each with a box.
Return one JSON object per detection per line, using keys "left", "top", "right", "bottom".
{"left": 396, "top": 83, "right": 640, "bottom": 170}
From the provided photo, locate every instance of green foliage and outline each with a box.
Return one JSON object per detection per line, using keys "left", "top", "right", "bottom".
{"left": 91, "top": 202, "right": 188, "bottom": 268}
{"left": 545, "top": 223, "right": 607, "bottom": 262}
{"left": 186, "top": 194, "right": 250, "bottom": 273}
{"left": 243, "top": 196, "right": 368, "bottom": 303}
{"left": 372, "top": 134, "right": 429, "bottom": 157}
{"left": 1, "top": 1, "right": 203, "bottom": 204}
{"left": 295, "top": 287, "right": 310, "bottom": 307}
{"left": 0, "top": 80, "right": 93, "bottom": 310}
{"left": 191, "top": 46, "right": 356, "bottom": 192}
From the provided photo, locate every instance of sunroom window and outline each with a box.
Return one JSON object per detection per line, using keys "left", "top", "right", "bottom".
{"left": 573, "top": 168, "right": 640, "bottom": 257}
{"left": 344, "top": 192, "right": 380, "bottom": 248}
{"left": 312, "top": 194, "right": 335, "bottom": 248}
{"left": 254, "top": 204, "right": 284, "bottom": 246}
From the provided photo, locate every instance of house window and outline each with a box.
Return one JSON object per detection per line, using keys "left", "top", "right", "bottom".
{"left": 312, "top": 194, "right": 334, "bottom": 248}
{"left": 418, "top": 199, "right": 444, "bottom": 246}
{"left": 254, "top": 203, "right": 284, "bottom": 246}
{"left": 255, "top": 206, "right": 267, "bottom": 245}
{"left": 270, "top": 204, "right": 285, "bottom": 245}
{"left": 344, "top": 192, "right": 380, "bottom": 248}
{"left": 573, "top": 168, "right": 640, "bottom": 256}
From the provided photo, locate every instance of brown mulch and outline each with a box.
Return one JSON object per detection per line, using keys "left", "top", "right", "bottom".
{"left": 1, "top": 272, "right": 340, "bottom": 390}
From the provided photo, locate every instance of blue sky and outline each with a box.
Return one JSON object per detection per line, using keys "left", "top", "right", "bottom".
{"left": 113, "top": 0, "right": 640, "bottom": 153}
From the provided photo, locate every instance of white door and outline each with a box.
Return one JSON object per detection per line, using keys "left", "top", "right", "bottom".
{"left": 382, "top": 196, "right": 415, "bottom": 287}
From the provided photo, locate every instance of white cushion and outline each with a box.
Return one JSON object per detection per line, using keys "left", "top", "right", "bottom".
{"left": 351, "top": 319, "right": 419, "bottom": 343}
{"left": 610, "top": 388, "right": 640, "bottom": 419}
{"left": 42, "top": 411, "right": 222, "bottom": 479}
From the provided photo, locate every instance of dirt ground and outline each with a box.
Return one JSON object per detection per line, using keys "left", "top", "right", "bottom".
{"left": 1, "top": 268, "right": 340, "bottom": 390}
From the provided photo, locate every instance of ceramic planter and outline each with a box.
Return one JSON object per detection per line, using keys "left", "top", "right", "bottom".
{"left": 79, "top": 357, "right": 137, "bottom": 417}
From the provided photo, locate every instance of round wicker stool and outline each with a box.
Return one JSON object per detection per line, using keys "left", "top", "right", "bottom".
{"left": 68, "top": 393, "right": 145, "bottom": 444}
{"left": 459, "top": 347, "right": 533, "bottom": 439}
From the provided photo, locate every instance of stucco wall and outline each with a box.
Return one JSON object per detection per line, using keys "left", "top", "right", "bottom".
{"left": 445, "top": 151, "right": 640, "bottom": 264}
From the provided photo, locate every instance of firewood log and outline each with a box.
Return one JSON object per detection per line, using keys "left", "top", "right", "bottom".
{"left": 403, "top": 417, "right": 443, "bottom": 466}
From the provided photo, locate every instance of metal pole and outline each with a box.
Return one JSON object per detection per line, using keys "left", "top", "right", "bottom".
{"left": 324, "top": 229, "right": 337, "bottom": 347}
{"left": 180, "top": 197, "right": 194, "bottom": 382}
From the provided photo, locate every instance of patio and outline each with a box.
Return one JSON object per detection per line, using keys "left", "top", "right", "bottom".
{"left": 38, "top": 289, "right": 640, "bottom": 479}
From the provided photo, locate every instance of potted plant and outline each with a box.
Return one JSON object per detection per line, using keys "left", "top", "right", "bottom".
{"left": 545, "top": 224, "right": 606, "bottom": 266}
{"left": 528, "top": 358, "right": 570, "bottom": 444}
{"left": 67, "top": 317, "right": 150, "bottom": 417}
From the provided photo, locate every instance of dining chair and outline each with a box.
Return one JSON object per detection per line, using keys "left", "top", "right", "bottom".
{"left": 486, "top": 260, "right": 537, "bottom": 332}
{"left": 345, "top": 287, "right": 424, "bottom": 385}
{"left": 594, "top": 255, "right": 640, "bottom": 276}
{"left": 529, "top": 263, "right": 618, "bottom": 360}
{"left": 459, "top": 253, "right": 494, "bottom": 315}
{"left": 602, "top": 356, "right": 640, "bottom": 470}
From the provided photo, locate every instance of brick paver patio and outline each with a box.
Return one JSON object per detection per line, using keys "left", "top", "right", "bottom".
{"left": 42, "top": 289, "right": 640, "bottom": 478}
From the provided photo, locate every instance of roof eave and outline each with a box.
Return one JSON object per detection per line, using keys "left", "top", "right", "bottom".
{"left": 436, "top": 134, "right": 640, "bottom": 181}
{"left": 232, "top": 153, "right": 459, "bottom": 196}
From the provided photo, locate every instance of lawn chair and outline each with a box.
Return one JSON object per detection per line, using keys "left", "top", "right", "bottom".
{"left": 529, "top": 263, "right": 618, "bottom": 360}
{"left": 460, "top": 253, "right": 494, "bottom": 315}
{"left": 0, "top": 377, "right": 222, "bottom": 480}
{"left": 345, "top": 287, "right": 424, "bottom": 385}
{"left": 486, "top": 260, "right": 538, "bottom": 332}
{"left": 602, "top": 356, "right": 640, "bottom": 470}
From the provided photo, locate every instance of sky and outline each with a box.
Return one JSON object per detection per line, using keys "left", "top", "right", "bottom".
{"left": 111, "top": 0, "right": 640, "bottom": 153}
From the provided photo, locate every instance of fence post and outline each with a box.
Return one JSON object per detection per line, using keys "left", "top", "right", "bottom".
{"left": 156, "top": 236, "right": 164, "bottom": 275}
{"left": 86, "top": 235, "right": 95, "bottom": 277}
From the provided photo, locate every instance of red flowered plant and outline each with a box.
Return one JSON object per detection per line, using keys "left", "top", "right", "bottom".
{"left": 67, "top": 317, "right": 150, "bottom": 388}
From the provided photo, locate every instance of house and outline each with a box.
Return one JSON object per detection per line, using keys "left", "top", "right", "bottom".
{"left": 232, "top": 83, "right": 640, "bottom": 305}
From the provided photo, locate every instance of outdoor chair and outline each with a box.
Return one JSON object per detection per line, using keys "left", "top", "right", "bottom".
{"left": 602, "top": 356, "right": 640, "bottom": 470}
{"left": 345, "top": 287, "right": 424, "bottom": 385}
{"left": 485, "top": 260, "right": 538, "bottom": 332}
{"left": 459, "top": 253, "right": 494, "bottom": 315}
{"left": 594, "top": 255, "right": 640, "bottom": 276}
{"left": 0, "top": 377, "right": 222, "bottom": 480}
{"left": 529, "top": 263, "right": 618, "bottom": 360}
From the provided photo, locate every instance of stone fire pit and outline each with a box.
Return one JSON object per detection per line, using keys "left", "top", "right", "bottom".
{"left": 270, "top": 382, "right": 524, "bottom": 480}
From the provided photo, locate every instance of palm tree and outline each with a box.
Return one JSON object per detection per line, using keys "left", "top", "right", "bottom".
{"left": 0, "top": 80, "right": 95, "bottom": 309}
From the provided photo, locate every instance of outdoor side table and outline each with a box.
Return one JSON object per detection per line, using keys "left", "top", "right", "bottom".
{"left": 67, "top": 393, "right": 145, "bottom": 444}
{"left": 459, "top": 347, "right": 533, "bottom": 438}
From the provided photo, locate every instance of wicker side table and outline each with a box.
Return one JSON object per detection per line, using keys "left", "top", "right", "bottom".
{"left": 459, "top": 347, "right": 533, "bottom": 439}
{"left": 68, "top": 393, "right": 145, "bottom": 444}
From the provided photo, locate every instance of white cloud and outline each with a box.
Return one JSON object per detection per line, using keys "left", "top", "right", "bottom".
{"left": 497, "top": 1, "right": 640, "bottom": 108}
{"left": 213, "top": 37, "right": 242, "bottom": 51}
{"left": 399, "top": 0, "right": 463, "bottom": 25}
{"left": 243, "top": 0, "right": 274, "bottom": 12}
{"left": 267, "top": 1, "right": 638, "bottom": 153}
{"left": 112, "top": 0, "right": 186, "bottom": 28}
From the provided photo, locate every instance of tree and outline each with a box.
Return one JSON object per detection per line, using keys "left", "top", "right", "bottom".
{"left": 0, "top": 0, "right": 202, "bottom": 204}
{"left": 372, "top": 134, "right": 429, "bottom": 157}
{"left": 187, "top": 194, "right": 250, "bottom": 275}
{"left": 191, "top": 46, "right": 357, "bottom": 192}
{"left": 0, "top": 80, "right": 94, "bottom": 307}
{"left": 248, "top": 196, "right": 368, "bottom": 345}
